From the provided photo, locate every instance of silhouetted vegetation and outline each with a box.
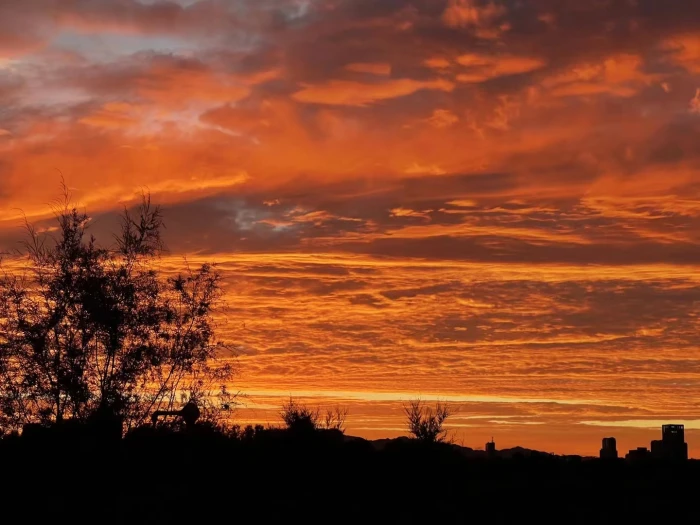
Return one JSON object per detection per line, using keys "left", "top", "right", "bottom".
{"left": 404, "top": 399, "right": 451, "bottom": 443}
{"left": 323, "top": 405, "right": 349, "bottom": 432}
{"left": 3, "top": 407, "right": 699, "bottom": 523}
{"left": 280, "top": 397, "right": 320, "bottom": 433}
{"left": 0, "top": 189, "right": 233, "bottom": 434}
{"left": 280, "top": 397, "right": 349, "bottom": 435}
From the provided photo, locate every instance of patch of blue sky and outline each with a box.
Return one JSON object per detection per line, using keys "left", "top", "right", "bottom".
{"left": 50, "top": 31, "right": 201, "bottom": 62}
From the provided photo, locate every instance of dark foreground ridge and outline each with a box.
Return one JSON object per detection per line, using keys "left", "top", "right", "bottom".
{"left": 3, "top": 421, "right": 698, "bottom": 524}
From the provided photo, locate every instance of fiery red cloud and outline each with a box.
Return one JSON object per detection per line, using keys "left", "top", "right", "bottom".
{"left": 2, "top": 0, "right": 700, "bottom": 456}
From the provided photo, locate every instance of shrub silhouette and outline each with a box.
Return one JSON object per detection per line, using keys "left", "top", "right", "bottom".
{"left": 280, "top": 398, "right": 320, "bottom": 434}
{"left": 279, "top": 398, "right": 349, "bottom": 438}
{"left": 404, "top": 399, "right": 451, "bottom": 443}
{"left": 323, "top": 406, "right": 349, "bottom": 433}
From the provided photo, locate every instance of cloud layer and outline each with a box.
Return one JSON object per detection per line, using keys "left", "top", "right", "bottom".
{"left": 2, "top": 0, "right": 700, "bottom": 455}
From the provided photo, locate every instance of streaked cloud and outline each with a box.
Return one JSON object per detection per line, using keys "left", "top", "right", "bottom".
{"left": 344, "top": 62, "right": 392, "bottom": 76}
{"left": 292, "top": 77, "right": 455, "bottom": 106}
{"left": 455, "top": 53, "right": 546, "bottom": 83}
{"left": 2, "top": 0, "right": 700, "bottom": 455}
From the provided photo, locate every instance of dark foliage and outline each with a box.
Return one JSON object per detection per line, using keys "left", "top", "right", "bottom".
{"left": 280, "top": 397, "right": 320, "bottom": 434}
{"left": 0, "top": 190, "right": 234, "bottom": 434}
{"left": 280, "top": 397, "right": 349, "bottom": 434}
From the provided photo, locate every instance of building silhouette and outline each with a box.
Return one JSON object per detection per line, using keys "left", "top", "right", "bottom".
{"left": 650, "top": 424, "right": 688, "bottom": 461}
{"left": 625, "top": 447, "right": 650, "bottom": 462}
{"left": 600, "top": 437, "right": 618, "bottom": 459}
{"left": 485, "top": 438, "right": 496, "bottom": 458}
{"left": 622, "top": 424, "right": 689, "bottom": 462}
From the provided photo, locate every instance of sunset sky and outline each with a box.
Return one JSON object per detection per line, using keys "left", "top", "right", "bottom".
{"left": 2, "top": 0, "right": 700, "bottom": 456}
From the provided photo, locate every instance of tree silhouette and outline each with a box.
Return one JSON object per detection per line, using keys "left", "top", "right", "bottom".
{"left": 280, "top": 397, "right": 320, "bottom": 434}
{"left": 404, "top": 399, "right": 451, "bottom": 443}
{"left": 0, "top": 190, "right": 233, "bottom": 433}
{"left": 323, "top": 406, "right": 349, "bottom": 433}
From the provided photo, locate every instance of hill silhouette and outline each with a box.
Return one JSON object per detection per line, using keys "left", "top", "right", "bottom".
{"left": 370, "top": 435, "right": 556, "bottom": 458}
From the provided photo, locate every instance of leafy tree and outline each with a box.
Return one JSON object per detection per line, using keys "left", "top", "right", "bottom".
{"left": 404, "top": 399, "right": 451, "bottom": 443}
{"left": 0, "top": 189, "right": 234, "bottom": 433}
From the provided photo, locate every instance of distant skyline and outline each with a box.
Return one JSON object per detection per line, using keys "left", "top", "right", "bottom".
{"left": 2, "top": 0, "right": 700, "bottom": 456}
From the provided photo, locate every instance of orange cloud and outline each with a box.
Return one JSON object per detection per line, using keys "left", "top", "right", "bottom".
{"left": 80, "top": 102, "right": 140, "bottom": 129}
{"left": 3, "top": 0, "right": 700, "bottom": 456}
{"left": 0, "top": 34, "right": 44, "bottom": 59}
{"left": 443, "top": 0, "right": 506, "bottom": 29}
{"left": 136, "top": 60, "right": 252, "bottom": 108}
{"left": 291, "top": 78, "right": 455, "bottom": 106}
{"left": 456, "top": 54, "right": 546, "bottom": 83}
{"left": 390, "top": 207, "right": 432, "bottom": 219}
{"left": 344, "top": 63, "right": 392, "bottom": 76}
{"left": 665, "top": 34, "right": 700, "bottom": 73}
{"left": 404, "top": 163, "right": 446, "bottom": 176}
{"left": 542, "top": 54, "right": 652, "bottom": 98}
{"left": 427, "top": 109, "right": 460, "bottom": 128}
{"left": 424, "top": 57, "right": 451, "bottom": 69}
{"left": 691, "top": 89, "right": 700, "bottom": 114}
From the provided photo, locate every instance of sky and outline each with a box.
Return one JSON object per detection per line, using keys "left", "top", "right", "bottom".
{"left": 2, "top": 0, "right": 700, "bottom": 456}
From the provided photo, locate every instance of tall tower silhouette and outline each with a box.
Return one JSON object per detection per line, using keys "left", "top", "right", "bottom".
{"left": 600, "top": 437, "right": 618, "bottom": 459}
{"left": 651, "top": 424, "right": 688, "bottom": 461}
{"left": 485, "top": 437, "right": 496, "bottom": 458}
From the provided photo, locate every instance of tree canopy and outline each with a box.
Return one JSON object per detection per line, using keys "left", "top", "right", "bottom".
{"left": 0, "top": 192, "right": 233, "bottom": 433}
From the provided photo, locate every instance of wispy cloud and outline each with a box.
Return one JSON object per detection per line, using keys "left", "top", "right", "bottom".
{"left": 2, "top": 0, "right": 700, "bottom": 456}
